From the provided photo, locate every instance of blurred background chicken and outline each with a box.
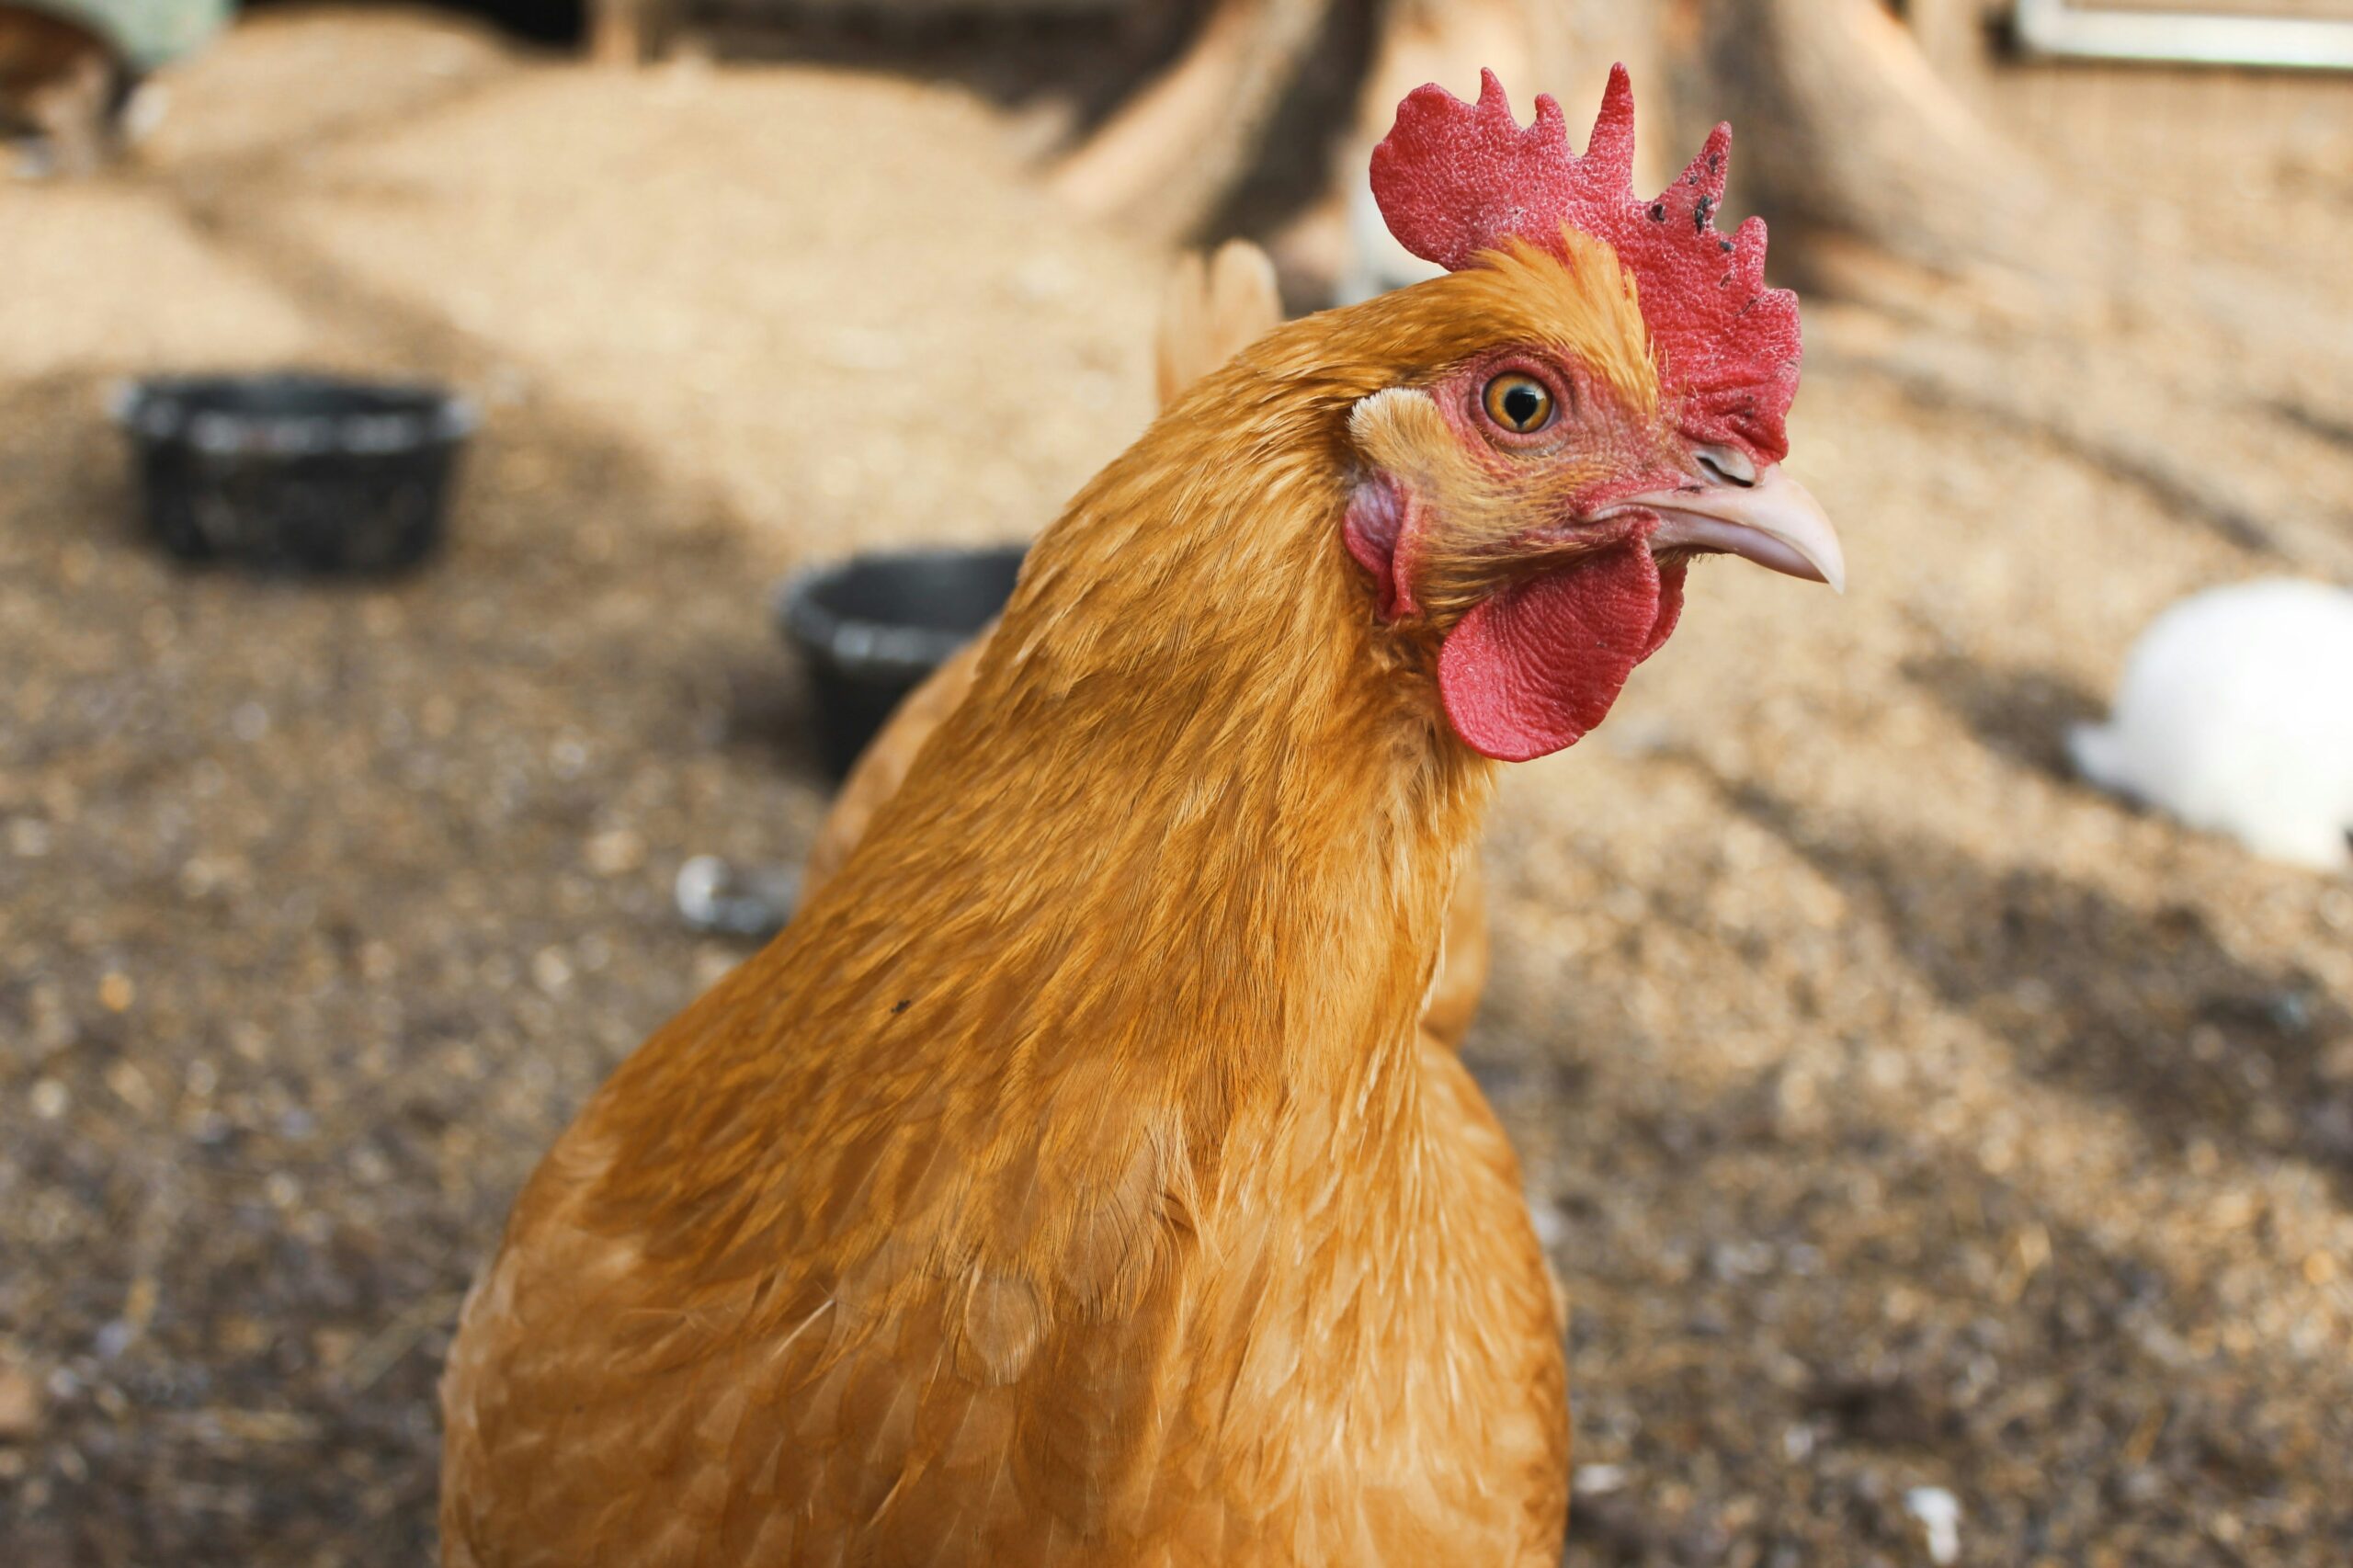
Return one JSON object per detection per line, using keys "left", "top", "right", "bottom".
{"left": 0, "top": 3, "right": 122, "bottom": 174}
{"left": 2073, "top": 578, "right": 2353, "bottom": 872}
{"left": 0, "top": 0, "right": 222, "bottom": 175}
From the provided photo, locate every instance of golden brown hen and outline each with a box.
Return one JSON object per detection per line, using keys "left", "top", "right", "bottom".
{"left": 442, "top": 67, "right": 1840, "bottom": 1567}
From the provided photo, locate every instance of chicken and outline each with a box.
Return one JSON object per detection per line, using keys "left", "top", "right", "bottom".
{"left": 0, "top": 4, "right": 119, "bottom": 176}
{"left": 440, "top": 66, "right": 1842, "bottom": 1566}
{"left": 2071, "top": 577, "right": 2353, "bottom": 871}
{"left": 0, "top": 0, "right": 218, "bottom": 176}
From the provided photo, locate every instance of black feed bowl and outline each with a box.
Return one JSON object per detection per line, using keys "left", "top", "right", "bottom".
{"left": 777, "top": 545, "right": 1027, "bottom": 780}
{"left": 113, "top": 373, "right": 475, "bottom": 574}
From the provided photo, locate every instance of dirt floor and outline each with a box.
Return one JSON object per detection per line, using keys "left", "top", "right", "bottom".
{"left": 3, "top": 10, "right": 2351, "bottom": 1565}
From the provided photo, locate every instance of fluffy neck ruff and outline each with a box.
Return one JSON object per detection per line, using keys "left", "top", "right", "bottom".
{"left": 762, "top": 254, "right": 1660, "bottom": 1153}
{"left": 785, "top": 363, "right": 1495, "bottom": 1153}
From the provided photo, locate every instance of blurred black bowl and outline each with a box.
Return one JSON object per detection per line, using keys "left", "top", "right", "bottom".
{"left": 777, "top": 544, "right": 1027, "bottom": 779}
{"left": 112, "top": 372, "right": 475, "bottom": 574}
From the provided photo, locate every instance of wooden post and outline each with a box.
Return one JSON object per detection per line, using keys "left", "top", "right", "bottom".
{"left": 589, "top": 0, "right": 673, "bottom": 66}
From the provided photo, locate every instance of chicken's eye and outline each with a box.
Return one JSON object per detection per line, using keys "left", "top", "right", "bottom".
{"left": 1481, "top": 373, "right": 1555, "bottom": 435}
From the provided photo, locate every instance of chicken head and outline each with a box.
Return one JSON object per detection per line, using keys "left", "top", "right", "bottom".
{"left": 1335, "top": 66, "right": 1844, "bottom": 762}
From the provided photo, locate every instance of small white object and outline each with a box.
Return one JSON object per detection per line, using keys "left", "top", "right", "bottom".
{"left": 1571, "top": 1463, "right": 1626, "bottom": 1495}
{"left": 2071, "top": 579, "right": 2353, "bottom": 870}
{"left": 120, "top": 83, "right": 169, "bottom": 146}
{"left": 1904, "top": 1486, "right": 1962, "bottom": 1566}
{"left": 675, "top": 856, "right": 800, "bottom": 937}
{"left": 1525, "top": 1193, "right": 1567, "bottom": 1251}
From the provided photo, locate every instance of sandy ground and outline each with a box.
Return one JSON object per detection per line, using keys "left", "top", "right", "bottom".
{"left": 2, "top": 11, "right": 2350, "bottom": 1565}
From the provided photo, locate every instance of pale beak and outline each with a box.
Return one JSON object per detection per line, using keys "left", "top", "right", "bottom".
{"left": 1617, "top": 464, "right": 1846, "bottom": 594}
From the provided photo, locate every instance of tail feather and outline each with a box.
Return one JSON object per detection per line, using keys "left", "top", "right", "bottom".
{"left": 1154, "top": 240, "right": 1282, "bottom": 406}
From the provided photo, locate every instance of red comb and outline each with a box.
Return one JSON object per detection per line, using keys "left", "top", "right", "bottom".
{"left": 1370, "top": 65, "right": 1800, "bottom": 460}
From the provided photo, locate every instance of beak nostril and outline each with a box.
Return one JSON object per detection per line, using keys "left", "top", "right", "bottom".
{"left": 1696, "top": 445, "right": 1756, "bottom": 488}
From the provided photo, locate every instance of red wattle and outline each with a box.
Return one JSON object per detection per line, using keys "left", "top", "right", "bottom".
{"left": 1643, "top": 557, "right": 1688, "bottom": 661}
{"left": 1438, "top": 545, "right": 1683, "bottom": 762}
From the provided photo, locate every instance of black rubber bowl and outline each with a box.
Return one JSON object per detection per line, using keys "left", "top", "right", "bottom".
{"left": 112, "top": 373, "right": 475, "bottom": 573}
{"left": 776, "top": 544, "right": 1027, "bottom": 779}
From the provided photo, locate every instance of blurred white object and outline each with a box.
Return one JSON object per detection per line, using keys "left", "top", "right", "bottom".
{"left": 674, "top": 855, "right": 800, "bottom": 937}
{"left": 2071, "top": 579, "right": 2353, "bottom": 870}
{"left": 119, "top": 78, "right": 165, "bottom": 143}
{"left": 1904, "top": 1486, "right": 1962, "bottom": 1567}
{"left": 1570, "top": 1462, "right": 1626, "bottom": 1496}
